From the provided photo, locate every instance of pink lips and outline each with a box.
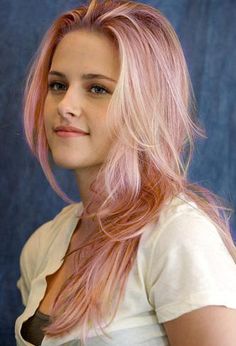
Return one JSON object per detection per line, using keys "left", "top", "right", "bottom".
{"left": 54, "top": 126, "right": 89, "bottom": 138}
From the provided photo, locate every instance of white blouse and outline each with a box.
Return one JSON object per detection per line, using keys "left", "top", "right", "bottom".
{"left": 15, "top": 194, "right": 236, "bottom": 345}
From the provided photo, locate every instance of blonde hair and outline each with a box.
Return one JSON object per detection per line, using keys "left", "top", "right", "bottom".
{"left": 23, "top": 0, "right": 236, "bottom": 343}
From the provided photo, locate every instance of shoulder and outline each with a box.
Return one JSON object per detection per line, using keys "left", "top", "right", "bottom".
{"left": 18, "top": 203, "right": 81, "bottom": 278}
{"left": 141, "top": 193, "right": 226, "bottom": 258}
{"left": 22, "top": 203, "right": 80, "bottom": 249}
{"left": 17, "top": 203, "right": 82, "bottom": 305}
{"left": 140, "top": 194, "right": 236, "bottom": 323}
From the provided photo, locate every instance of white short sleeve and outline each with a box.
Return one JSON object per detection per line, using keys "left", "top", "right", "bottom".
{"left": 147, "top": 206, "right": 236, "bottom": 323}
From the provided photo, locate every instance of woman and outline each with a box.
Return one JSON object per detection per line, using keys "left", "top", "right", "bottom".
{"left": 16, "top": 0, "right": 236, "bottom": 345}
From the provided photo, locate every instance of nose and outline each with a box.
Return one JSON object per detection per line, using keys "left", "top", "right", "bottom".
{"left": 57, "top": 86, "right": 82, "bottom": 119}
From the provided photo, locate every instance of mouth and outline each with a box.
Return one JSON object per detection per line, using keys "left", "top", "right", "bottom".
{"left": 54, "top": 126, "right": 90, "bottom": 137}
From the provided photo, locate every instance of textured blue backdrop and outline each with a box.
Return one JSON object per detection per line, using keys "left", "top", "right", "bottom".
{"left": 0, "top": 0, "right": 235, "bottom": 344}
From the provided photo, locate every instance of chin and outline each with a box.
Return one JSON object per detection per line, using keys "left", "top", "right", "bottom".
{"left": 51, "top": 155, "right": 97, "bottom": 171}
{"left": 52, "top": 158, "right": 81, "bottom": 169}
{"left": 50, "top": 152, "right": 77, "bottom": 168}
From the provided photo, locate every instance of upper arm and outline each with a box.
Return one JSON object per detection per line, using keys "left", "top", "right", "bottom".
{"left": 148, "top": 209, "right": 236, "bottom": 316}
{"left": 17, "top": 220, "right": 52, "bottom": 305}
{"left": 17, "top": 230, "right": 41, "bottom": 305}
{"left": 16, "top": 204, "right": 76, "bottom": 306}
{"left": 146, "top": 203, "right": 236, "bottom": 342}
{"left": 163, "top": 305, "right": 236, "bottom": 346}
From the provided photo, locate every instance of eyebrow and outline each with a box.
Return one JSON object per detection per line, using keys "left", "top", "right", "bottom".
{"left": 48, "top": 70, "right": 117, "bottom": 83}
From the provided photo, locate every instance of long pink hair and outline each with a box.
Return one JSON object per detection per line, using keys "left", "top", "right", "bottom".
{"left": 23, "top": 0, "right": 236, "bottom": 343}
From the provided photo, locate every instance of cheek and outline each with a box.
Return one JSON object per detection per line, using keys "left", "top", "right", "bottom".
{"left": 43, "top": 114, "right": 50, "bottom": 138}
{"left": 43, "top": 97, "right": 54, "bottom": 129}
{"left": 91, "top": 121, "right": 114, "bottom": 154}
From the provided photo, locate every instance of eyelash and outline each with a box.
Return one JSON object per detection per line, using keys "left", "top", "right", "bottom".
{"left": 47, "top": 81, "right": 110, "bottom": 95}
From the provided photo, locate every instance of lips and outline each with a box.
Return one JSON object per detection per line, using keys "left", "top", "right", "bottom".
{"left": 54, "top": 125, "right": 90, "bottom": 138}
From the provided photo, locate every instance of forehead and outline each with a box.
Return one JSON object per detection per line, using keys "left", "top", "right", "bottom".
{"left": 50, "top": 30, "right": 120, "bottom": 79}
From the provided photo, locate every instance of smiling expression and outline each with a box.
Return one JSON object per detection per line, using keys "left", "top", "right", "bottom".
{"left": 43, "top": 30, "right": 120, "bottom": 173}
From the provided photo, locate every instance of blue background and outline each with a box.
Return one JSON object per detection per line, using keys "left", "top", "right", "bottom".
{"left": 0, "top": 0, "right": 235, "bottom": 344}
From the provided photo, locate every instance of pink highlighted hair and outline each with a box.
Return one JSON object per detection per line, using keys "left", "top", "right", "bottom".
{"left": 23, "top": 0, "right": 236, "bottom": 343}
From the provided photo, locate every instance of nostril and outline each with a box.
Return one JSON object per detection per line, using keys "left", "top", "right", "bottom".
{"left": 58, "top": 110, "right": 75, "bottom": 118}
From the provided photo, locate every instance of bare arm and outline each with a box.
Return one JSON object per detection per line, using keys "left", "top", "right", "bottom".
{"left": 163, "top": 305, "right": 236, "bottom": 346}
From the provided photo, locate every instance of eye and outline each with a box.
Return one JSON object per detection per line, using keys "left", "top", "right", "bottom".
{"left": 89, "top": 84, "right": 110, "bottom": 95}
{"left": 48, "top": 81, "right": 67, "bottom": 92}
{"left": 47, "top": 81, "right": 110, "bottom": 95}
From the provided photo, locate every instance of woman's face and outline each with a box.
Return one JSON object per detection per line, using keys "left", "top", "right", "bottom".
{"left": 44, "top": 30, "right": 120, "bottom": 173}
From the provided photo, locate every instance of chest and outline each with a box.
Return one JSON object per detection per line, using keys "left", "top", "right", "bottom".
{"left": 38, "top": 227, "right": 89, "bottom": 315}
{"left": 38, "top": 248, "right": 75, "bottom": 315}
